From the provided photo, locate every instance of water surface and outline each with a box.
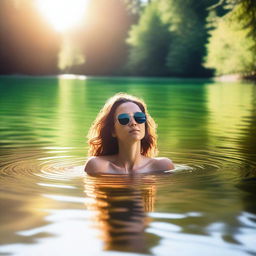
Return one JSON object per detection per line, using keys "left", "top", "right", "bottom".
{"left": 0, "top": 75, "right": 255, "bottom": 255}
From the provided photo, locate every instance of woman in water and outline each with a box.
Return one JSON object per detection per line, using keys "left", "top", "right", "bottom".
{"left": 84, "top": 93, "right": 174, "bottom": 175}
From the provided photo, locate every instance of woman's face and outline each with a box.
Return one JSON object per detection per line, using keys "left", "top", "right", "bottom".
{"left": 113, "top": 102, "right": 146, "bottom": 143}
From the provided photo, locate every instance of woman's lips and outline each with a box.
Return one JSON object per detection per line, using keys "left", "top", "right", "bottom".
{"left": 129, "top": 129, "right": 140, "bottom": 133}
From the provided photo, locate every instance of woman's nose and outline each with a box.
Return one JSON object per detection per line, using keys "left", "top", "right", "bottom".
{"left": 129, "top": 116, "right": 137, "bottom": 126}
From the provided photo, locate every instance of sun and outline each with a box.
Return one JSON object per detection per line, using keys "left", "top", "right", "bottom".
{"left": 36, "top": 0, "right": 89, "bottom": 32}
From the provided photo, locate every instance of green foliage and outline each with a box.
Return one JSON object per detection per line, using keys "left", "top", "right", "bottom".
{"left": 165, "top": 14, "right": 208, "bottom": 76}
{"left": 205, "top": 4, "right": 256, "bottom": 76}
{"left": 160, "top": 0, "right": 214, "bottom": 77}
{"left": 126, "top": 0, "right": 215, "bottom": 77}
{"left": 225, "top": 0, "right": 256, "bottom": 39}
{"left": 126, "top": 1, "right": 171, "bottom": 76}
{"left": 1, "top": 0, "right": 254, "bottom": 77}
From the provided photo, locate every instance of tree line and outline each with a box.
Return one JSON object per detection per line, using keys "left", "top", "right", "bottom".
{"left": 0, "top": 0, "right": 255, "bottom": 78}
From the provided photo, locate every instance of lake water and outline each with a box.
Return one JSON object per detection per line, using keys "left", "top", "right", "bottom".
{"left": 0, "top": 75, "right": 255, "bottom": 256}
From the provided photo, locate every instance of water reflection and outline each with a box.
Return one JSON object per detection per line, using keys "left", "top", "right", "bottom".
{"left": 1, "top": 76, "right": 256, "bottom": 255}
{"left": 237, "top": 177, "right": 256, "bottom": 215}
{"left": 84, "top": 174, "right": 159, "bottom": 254}
{"left": 206, "top": 82, "right": 256, "bottom": 151}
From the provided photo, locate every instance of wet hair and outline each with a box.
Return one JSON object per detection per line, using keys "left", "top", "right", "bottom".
{"left": 87, "top": 93, "right": 158, "bottom": 157}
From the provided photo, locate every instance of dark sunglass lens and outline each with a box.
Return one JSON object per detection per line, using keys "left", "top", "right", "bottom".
{"left": 118, "top": 114, "right": 130, "bottom": 125}
{"left": 134, "top": 112, "right": 146, "bottom": 124}
{"left": 119, "top": 118, "right": 129, "bottom": 125}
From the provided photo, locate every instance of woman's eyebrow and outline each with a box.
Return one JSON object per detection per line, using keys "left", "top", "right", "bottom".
{"left": 119, "top": 111, "right": 142, "bottom": 114}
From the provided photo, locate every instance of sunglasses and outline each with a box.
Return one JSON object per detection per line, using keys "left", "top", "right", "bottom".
{"left": 117, "top": 112, "right": 146, "bottom": 125}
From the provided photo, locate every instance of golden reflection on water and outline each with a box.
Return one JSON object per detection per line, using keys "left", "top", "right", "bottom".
{"left": 206, "top": 82, "right": 255, "bottom": 147}
{"left": 84, "top": 174, "right": 157, "bottom": 253}
{"left": 0, "top": 193, "right": 52, "bottom": 246}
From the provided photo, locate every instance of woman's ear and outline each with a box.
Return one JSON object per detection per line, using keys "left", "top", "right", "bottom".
{"left": 111, "top": 129, "right": 116, "bottom": 138}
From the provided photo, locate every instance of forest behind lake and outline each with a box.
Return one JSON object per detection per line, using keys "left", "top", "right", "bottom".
{"left": 0, "top": 0, "right": 255, "bottom": 79}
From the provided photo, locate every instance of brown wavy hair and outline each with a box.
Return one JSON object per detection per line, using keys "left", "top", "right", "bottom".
{"left": 87, "top": 93, "right": 158, "bottom": 157}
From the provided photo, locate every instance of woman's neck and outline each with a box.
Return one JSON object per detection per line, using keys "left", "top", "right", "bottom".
{"left": 116, "top": 141, "right": 142, "bottom": 172}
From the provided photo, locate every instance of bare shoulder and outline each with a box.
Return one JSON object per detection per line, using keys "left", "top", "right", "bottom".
{"left": 84, "top": 156, "right": 109, "bottom": 176}
{"left": 151, "top": 157, "right": 174, "bottom": 171}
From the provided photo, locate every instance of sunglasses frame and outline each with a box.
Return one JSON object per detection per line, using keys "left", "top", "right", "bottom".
{"left": 117, "top": 112, "right": 146, "bottom": 125}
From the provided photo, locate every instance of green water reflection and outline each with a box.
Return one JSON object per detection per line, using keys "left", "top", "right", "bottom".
{"left": 1, "top": 76, "right": 255, "bottom": 156}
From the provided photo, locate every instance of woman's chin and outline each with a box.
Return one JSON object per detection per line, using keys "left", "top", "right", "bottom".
{"left": 129, "top": 134, "right": 143, "bottom": 141}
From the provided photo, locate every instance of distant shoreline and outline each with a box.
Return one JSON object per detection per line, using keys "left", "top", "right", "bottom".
{"left": 215, "top": 74, "right": 256, "bottom": 82}
{"left": 0, "top": 73, "right": 255, "bottom": 82}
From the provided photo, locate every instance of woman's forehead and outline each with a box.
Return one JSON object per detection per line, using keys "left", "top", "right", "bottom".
{"left": 115, "top": 102, "right": 141, "bottom": 115}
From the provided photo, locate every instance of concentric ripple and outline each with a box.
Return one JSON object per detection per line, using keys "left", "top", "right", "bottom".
{"left": 0, "top": 148, "right": 86, "bottom": 195}
{"left": 37, "top": 157, "right": 85, "bottom": 181}
{"left": 169, "top": 149, "right": 256, "bottom": 177}
{"left": 1, "top": 147, "right": 255, "bottom": 190}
